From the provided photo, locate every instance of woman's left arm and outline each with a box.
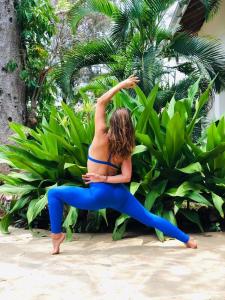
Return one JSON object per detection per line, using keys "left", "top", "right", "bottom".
{"left": 96, "top": 75, "right": 139, "bottom": 106}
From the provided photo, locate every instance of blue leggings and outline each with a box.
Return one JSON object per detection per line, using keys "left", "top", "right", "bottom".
{"left": 47, "top": 182, "right": 190, "bottom": 243}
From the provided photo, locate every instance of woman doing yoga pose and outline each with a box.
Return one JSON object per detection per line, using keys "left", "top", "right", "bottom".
{"left": 47, "top": 75, "right": 197, "bottom": 254}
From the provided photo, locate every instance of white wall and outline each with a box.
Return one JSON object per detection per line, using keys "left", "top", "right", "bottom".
{"left": 198, "top": 0, "right": 225, "bottom": 121}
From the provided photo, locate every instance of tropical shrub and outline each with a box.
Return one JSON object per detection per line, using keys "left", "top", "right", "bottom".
{"left": 115, "top": 79, "right": 225, "bottom": 241}
{"left": 0, "top": 80, "right": 225, "bottom": 241}
{"left": 0, "top": 103, "right": 95, "bottom": 239}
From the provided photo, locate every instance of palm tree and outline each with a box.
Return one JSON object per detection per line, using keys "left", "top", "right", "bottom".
{"left": 53, "top": 0, "right": 225, "bottom": 99}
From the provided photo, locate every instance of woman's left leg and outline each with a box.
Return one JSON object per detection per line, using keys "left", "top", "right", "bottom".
{"left": 112, "top": 186, "right": 190, "bottom": 244}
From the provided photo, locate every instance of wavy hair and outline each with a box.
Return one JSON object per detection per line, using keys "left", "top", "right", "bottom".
{"left": 107, "top": 108, "right": 135, "bottom": 160}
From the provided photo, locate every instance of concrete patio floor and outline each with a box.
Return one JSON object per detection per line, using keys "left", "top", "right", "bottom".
{"left": 0, "top": 227, "right": 225, "bottom": 300}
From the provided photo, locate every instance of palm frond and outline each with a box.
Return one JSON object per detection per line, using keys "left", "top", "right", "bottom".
{"left": 79, "top": 75, "right": 119, "bottom": 95}
{"left": 110, "top": 0, "right": 156, "bottom": 46}
{"left": 68, "top": 0, "right": 119, "bottom": 32}
{"left": 53, "top": 39, "right": 116, "bottom": 96}
{"left": 169, "top": 32, "right": 225, "bottom": 92}
{"left": 142, "top": 45, "right": 162, "bottom": 93}
{"left": 110, "top": 8, "right": 131, "bottom": 46}
{"left": 201, "top": 0, "right": 222, "bottom": 21}
{"left": 155, "top": 27, "right": 173, "bottom": 45}
{"left": 144, "top": 0, "right": 176, "bottom": 19}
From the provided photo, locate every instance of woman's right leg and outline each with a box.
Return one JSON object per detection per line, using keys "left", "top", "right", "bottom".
{"left": 47, "top": 185, "right": 104, "bottom": 234}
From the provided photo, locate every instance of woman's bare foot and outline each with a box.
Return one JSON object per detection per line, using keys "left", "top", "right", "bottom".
{"left": 51, "top": 232, "right": 66, "bottom": 255}
{"left": 185, "top": 238, "right": 197, "bottom": 249}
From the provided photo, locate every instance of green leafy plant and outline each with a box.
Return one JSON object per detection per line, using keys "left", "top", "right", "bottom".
{"left": 0, "top": 103, "right": 94, "bottom": 239}
{"left": 15, "top": 0, "right": 58, "bottom": 121}
{"left": 0, "top": 81, "right": 225, "bottom": 241}
{"left": 110, "top": 79, "right": 225, "bottom": 240}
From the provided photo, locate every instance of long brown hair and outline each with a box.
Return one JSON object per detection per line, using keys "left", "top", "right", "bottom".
{"left": 107, "top": 108, "right": 135, "bottom": 160}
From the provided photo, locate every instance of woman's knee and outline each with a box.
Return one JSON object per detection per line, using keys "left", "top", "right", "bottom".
{"left": 47, "top": 187, "right": 60, "bottom": 203}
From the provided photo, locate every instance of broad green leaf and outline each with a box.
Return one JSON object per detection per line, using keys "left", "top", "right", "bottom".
{"left": 211, "top": 192, "right": 224, "bottom": 218}
{"left": 207, "top": 123, "right": 220, "bottom": 151}
{"left": 166, "top": 182, "right": 197, "bottom": 197}
{"left": 161, "top": 109, "right": 170, "bottom": 127}
{"left": 0, "top": 174, "right": 21, "bottom": 185}
{"left": 112, "top": 213, "right": 130, "bottom": 241}
{"left": 134, "top": 85, "right": 147, "bottom": 106}
{"left": 135, "top": 132, "right": 164, "bottom": 162}
{"left": 187, "top": 77, "right": 200, "bottom": 104}
{"left": 163, "top": 210, "right": 177, "bottom": 227}
{"left": 136, "top": 85, "right": 159, "bottom": 134}
{"left": 63, "top": 206, "right": 78, "bottom": 241}
{"left": 10, "top": 172, "right": 42, "bottom": 182}
{"left": 147, "top": 84, "right": 159, "bottom": 109}
{"left": 132, "top": 145, "right": 148, "bottom": 155}
{"left": 167, "top": 95, "right": 175, "bottom": 118}
{"left": 187, "top": 79, "right": 214, "bottom": 136}
{"left": 0, "top": 214, "right": 11, "bottom": 234}
{"left": 9, "top": 122, "right": 28, "bottom": 140}
{"left": 99, "top": 208, "right": 108, "bottom": 226}
{"left": 142, "top": 160, "right": 157, "bottom": 184}
{"left": 198, "top": 142, "right": 225, "bottom": 163}
{"left": 217, "top": 116, "right": 225, "bottom": 140}
{"left": 174, "top": 101, "right": 188, "bottom": 122}
{"left": 9, "top": 196, "right": 30, "bottom": 214}
{"left": 165, "top": 112, "right": 184, "bottom": 166}
{"left": 144, "top": 180, "right": 167, "bottom": 211}
{"left": 64, "top": 163, "right": 87, "bottom": 177}
{"left": 148, "top": 109, "right": 164, "bottom": 151}
{"left": 0, "top": 184, "right": 35, "bottom": 196}
{"left": 174, "top": 199, "right": 185, "bottom": 214}
{"left": 187, "top": 191, "right": 212, "bottom": 207}
{"left": 130, "top": 181, "right": 141, "bottom": 195}
{"left": 27, "top": 194, "right": 48, "bottom": 225}
{"left": 154, "top": 208, "right": 165, "bottom": 242}
{"left": 178, "top": 162, "right": 202, "bottom": 174}
{"left": 64, "top": 163, "right": 86, "bottom": 170}
{"left": 155, "top": 228, "right": 165, "bottom": 242}
{"left": 135, "top": 132, "right": 153, "bottom": 148}
{"left": 180, "top": 209, "right": 204, "bottom": 232}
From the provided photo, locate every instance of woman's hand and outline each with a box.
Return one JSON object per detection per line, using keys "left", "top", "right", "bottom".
{"left": 120, "top": 74, "right": 140, "bottom": 89}
{"left": 82, "top": 173, "right": 105, "bottom": 184}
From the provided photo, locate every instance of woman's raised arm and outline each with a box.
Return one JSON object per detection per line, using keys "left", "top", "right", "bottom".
{"left": 97, "top": 75, "right": 140, "bottom": 105}
{"left": 94, "top": 75, "right": 139, "bottom": 135}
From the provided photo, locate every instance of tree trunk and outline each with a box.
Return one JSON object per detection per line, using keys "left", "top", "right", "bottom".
{"left": 0, "top": 0, "right": 26, "bottom": 173}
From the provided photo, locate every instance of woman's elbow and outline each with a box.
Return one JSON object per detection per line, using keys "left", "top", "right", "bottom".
{"left": 123, "top": 176, "right": 131, "bottom": 183}
{"left": 96, "top": 98, "right": 105, "bottom": 104}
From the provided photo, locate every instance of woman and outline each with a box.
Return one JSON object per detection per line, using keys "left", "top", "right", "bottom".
{"left": 47, "top": 75, "right": 197, "bottom": 254}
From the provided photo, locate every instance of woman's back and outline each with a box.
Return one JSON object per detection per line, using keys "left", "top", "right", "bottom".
{"left": 87, "top": 133, "right": 123, "bottom": 176}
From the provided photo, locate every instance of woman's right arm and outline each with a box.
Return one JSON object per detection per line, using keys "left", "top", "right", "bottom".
{"left": 104, "top": 156, "right": 132, "bottom": 183}
{"left": 82, "top": 156, "right": 132, "bottom": 184}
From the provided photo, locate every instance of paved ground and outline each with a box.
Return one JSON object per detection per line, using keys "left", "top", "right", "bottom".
{"left": 0, "top": 227, "right": 225, "bottom": 300}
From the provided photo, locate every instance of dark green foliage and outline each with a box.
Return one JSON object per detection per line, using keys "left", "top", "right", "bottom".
{"left": 0, "top": 81, "right": 225, "bottom": 241}
{"left": 54, "top": 0, "right": 225, "bottom": 101}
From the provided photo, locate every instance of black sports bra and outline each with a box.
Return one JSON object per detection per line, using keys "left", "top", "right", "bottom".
{"left": 87, "top": 144, "right": 120, "bottom": 170}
